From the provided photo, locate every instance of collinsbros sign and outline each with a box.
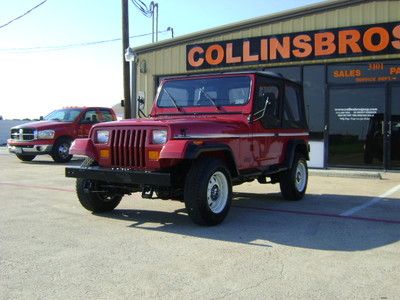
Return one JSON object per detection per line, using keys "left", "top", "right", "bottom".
{"left": 186, "top": 22, "right": 400, "bottom": 70}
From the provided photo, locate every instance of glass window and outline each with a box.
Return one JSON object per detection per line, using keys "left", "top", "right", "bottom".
{"left": 329, "top": 87, "right": 385, "bottom": 167}
{"left": 267, "top": 66, "right": 301, "bottom": 83}
{"left": 101, "top": 109, "right": 114, "bottom": 122}
{"left": 303, "top": 65, "right": 325, "bottom": 140}
{"left": 283, "top": 84, "right": 305, "bottom": 128}
{"left": 43, "top": 109, "right": 82, "bottom": 122}
{"left": 254, "top": 76, "right": 280, "bottom": 128}
{"left": 157, "top": 76, "right": 251, "bottom": 108}
{"left": 82, "top": 110, "right": 99, "bottom": 123}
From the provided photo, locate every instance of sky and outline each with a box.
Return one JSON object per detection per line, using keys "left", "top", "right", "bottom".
{"left": 0, "top": 0, "right": 324, "bottom": 120}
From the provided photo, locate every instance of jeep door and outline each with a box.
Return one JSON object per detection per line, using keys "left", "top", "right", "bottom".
{"left": 252, "top": 75, "right": 283, "bottom": 167}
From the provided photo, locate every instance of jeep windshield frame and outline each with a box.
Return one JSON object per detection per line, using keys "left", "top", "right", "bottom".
{"left": 156, "top": 75, "right": 252, "bottom": 111}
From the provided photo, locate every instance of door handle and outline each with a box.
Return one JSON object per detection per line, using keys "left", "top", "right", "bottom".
{"left": 388, "top": 121, "right": 392, "bottom": 135}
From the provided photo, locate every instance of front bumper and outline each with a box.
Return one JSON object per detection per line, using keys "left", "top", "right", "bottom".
{"left": 65, "top": 166, "right": 171, "bottom": 187}
{"left": 7, "top": 144, "right": 53, "bottom": 155}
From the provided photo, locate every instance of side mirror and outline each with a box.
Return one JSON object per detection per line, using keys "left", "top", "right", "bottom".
{"left": 137, "top": 96, "right": 145, "bottom": 110}
{"left": 39, "top": 116, "right": 44, "bottom": 120}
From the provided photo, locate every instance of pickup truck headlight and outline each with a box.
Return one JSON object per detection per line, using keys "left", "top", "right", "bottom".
{"left": 152, "top": 129, "right": 167, "bottom": 144}
{"left": 37, "top": 130, "right": 55, "bottom": 139}
{"left": 96, "top": 130, "right": 110, "bottom": 144}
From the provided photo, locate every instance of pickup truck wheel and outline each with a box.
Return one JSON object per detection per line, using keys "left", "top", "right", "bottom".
{"left": 76, "top": 158, "right": 122, "bottom": 212}
{"left": 279, "top": 153, "right": 308, "bottom": 201}
{"left": 51, "top": 138, "right": 73, "bottom": 163}
{"left": 184, "top": 158, "right": 232, "bottom": 226}
{"left": 16, "top": 154, "right": 36, "bottom": 162}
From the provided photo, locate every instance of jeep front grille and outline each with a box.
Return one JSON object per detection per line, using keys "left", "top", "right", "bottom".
{"left": 110, "top": 129, "right": 147, "bottom": 168}
{"left": 10, "top": 128, "right": 36, "bottom": 141}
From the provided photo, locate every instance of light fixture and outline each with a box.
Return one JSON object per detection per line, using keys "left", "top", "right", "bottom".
{"left": 124, "top": 47, "right": 136, "bottom": 62}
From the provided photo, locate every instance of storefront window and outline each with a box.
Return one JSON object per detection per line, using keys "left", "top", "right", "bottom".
{"left": 303, "top": 65, "right": 325, "bottom": 140}
{"left": 267, "top": 66, "right": 301, "bottom": 83}
{"left": 328, "top": 87, "right": 385, "bottom": 167}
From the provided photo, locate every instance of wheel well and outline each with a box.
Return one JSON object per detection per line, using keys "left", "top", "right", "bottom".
{"left": 197, "top": 151, "right": 238, "bottom": 178}
{"left": 54, "top": 135, "right": 73, "bottom": 144}
{"left": 295, "top": 143, "right": 309, "bottom": 160}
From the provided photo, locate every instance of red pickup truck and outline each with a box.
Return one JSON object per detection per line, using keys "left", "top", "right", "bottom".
{"left": 7, "top": 107, "right": 116, "bottom": 163}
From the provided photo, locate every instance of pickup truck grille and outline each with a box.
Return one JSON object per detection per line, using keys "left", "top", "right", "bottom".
{"left": 110, "top": 129, "right": 147, "bottom": 168}
{"left": 10, "top": 128, "right": 35, "bottom": 141}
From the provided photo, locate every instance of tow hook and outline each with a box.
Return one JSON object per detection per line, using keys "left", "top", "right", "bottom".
{"left": 142, "top": 185, "right": 154, "bottom": 199}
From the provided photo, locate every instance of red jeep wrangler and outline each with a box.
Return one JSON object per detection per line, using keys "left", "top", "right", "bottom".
{"left": 66, "top": 72, "right": 309, "bottom": 225}
{"left": 7, "top": 107, "right": 116, "bottom": 163}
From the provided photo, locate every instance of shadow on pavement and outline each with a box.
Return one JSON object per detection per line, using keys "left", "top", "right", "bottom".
{"left": 95, "top": 192, "right": 400, "bottom": 252}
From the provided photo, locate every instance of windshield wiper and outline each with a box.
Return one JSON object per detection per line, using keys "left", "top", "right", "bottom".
{"left": 163, "top": 89, "right": 181, "bottom": 111}
{"left": 199, "top": 87, "right": 220, "bottom": 109}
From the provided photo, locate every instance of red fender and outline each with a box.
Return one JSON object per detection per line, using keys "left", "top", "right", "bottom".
{"left": 69, "top": 138, "right": 98, "bottom": 161}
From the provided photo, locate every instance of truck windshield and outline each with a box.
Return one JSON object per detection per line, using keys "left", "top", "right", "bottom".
{"left": 44, "top": 109, "right": 82, "bottom": 122}
{"left": 157, "top": 76, "right": 251, "bottom": 108}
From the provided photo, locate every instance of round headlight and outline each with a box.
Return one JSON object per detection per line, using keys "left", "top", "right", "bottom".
{"left": 152, "top": 129, "right": 167, "bottom": 144}
{"left": 96, "top": 130, "right": 110, "bottom": 144}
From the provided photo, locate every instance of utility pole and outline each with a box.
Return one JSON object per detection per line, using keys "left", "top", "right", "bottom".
{"left": 122, "top": 0, "right": 131, "bottom": 119}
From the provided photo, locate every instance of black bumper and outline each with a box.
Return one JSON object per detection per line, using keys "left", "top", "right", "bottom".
{"left": 65, "top": 167, "right": 171, "bottom": 187}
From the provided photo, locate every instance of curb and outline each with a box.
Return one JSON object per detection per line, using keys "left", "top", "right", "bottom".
{"left": 309, "top": 169, "right": 382, "bottom": 179}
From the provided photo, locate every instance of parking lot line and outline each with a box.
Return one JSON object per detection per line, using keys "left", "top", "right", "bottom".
{"left": 339, "top": 184, "right": 400, "bottom": 217}
{"left": 0, "top": 182, "right": 74, "bottom": 193}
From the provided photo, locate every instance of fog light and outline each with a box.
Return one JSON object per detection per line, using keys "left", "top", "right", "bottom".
{"left": 148, "top": 150, "right": 160, "bottom": 161}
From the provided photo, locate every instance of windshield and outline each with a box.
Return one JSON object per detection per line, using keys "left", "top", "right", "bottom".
{"left": 43, "top": 109, "right": 82, "bottom": 122}
{"left": 157, "top": 76, "right": 251, "bottom": 108}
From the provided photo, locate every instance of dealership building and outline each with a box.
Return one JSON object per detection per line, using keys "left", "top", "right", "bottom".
{"left": 131, "top": 0, "right": 400, "bottom": 170}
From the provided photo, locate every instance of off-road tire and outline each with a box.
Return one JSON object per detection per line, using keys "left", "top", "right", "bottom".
{"left": 184, "top": 157, "right": 232, "bottom": 226}
{"left": 279, "top": 153, "right": 308, "bottom": 201}
{"left": 51, "top": 138, "right": 73, "bottom": 163}
{"left": 76, "top": 158, "right": 122, "bottom": 212}
{"left": 16, "top": 154, "right": 36, "bottom": 162}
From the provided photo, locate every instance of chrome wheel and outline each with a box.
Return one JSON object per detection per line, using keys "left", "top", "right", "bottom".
{"left": 295, "top": 160, "right": 307, "bottom": 192}
{"left": 207, "top": 171, "right": 228, "bottom": 214}
{"left": 57, "top": 142, "right": 70, "bottom": 159}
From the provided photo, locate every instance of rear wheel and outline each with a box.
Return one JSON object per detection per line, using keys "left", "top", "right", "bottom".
{"left": 76, "top": 158, "right": 122, "bottom": 212}
{"left": 16, "top": 154, "right": 36, "bottom": 162}
{"left": 279, "top": 153, "right": 308, "bottom": 201}
{"left": 51, "top": 138, "right": 72, "bottom": 163}
{"left": 184, "top": 158, "right": 232, "bottom": 226}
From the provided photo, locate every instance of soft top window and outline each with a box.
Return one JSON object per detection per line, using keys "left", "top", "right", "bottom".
{"left": 157, "top": 76, "right": 251, "bottom": 108}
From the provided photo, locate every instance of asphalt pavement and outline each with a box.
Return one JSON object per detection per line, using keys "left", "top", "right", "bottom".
{"left": 0, "top": 147, "right": 399, "bottom": 299}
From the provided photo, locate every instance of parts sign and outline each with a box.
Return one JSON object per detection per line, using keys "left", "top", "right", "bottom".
{"left": 186, "top": 22, "right": 400, "bottom": 70}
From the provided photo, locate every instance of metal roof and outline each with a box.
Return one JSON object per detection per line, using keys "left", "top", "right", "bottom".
{"left": 133, "top": 0, "right": 372, "bottom": 54}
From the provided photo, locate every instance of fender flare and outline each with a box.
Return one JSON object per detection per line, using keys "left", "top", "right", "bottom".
{"left": 285, "top": 140, "right": 310, "bottom": 168}
{"left": 184, "top": 143, "right": 239, "bottom": 177}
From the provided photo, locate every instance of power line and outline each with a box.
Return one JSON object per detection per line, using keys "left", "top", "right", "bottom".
{"left": 0, "top": 29, "right": 170, "bottom": 53}
{"left": 0, "top": 0, "right": 48, "bottom": 30}
{"left": 131, "top": 0, "right": 153, "bottom": 18}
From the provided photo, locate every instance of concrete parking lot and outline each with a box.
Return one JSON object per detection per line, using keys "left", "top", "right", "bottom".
{"left": 0, "top": 147, "right": 399, "bottom": 299}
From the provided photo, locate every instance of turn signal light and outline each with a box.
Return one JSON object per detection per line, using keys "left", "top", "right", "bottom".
{"left": 100, "top": 149, "right": 110, "bottom": 158}
{"left": 148, "top": 150, "right": 160, "bottom": 161}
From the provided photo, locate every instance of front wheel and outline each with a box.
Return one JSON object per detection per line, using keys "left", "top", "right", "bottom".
{"left": 76, "top": 158, "right": 122, "bottom": 213}
{"left": 279, "top": 153, "right": 308, "bottom": 201}
{"left": 184, "top": 158, "right": 232, "bottom": 226}
{"left": 51, "top": 138, "right": 73, "bottom": 163}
